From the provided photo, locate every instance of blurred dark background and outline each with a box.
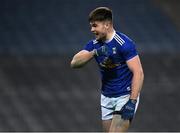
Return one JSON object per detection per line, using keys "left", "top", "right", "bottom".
{"left": 0, "top": 0, "right": 180, "bottom": 131}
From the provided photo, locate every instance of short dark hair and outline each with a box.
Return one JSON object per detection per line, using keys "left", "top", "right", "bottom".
{"left": 88, "top": 7, "right": 113, "bottom": 22}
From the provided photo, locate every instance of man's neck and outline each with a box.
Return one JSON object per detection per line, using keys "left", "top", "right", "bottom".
{"left": 105, "top": 28, "right": 115, "bottom": 43}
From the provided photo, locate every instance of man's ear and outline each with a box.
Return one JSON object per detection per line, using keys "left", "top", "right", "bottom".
{"left": 104, "top": 21, "right": 109, "bottom": 29}
{"left": 104, "top": 21, "right": 111, "bottom": 29}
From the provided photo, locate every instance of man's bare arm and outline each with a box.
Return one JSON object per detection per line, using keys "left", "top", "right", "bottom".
{"left": 70, "top": 50, "right": 95, "bottom": 68}
{"left": 126, "top": 55, "right": 144, "bottom": 100}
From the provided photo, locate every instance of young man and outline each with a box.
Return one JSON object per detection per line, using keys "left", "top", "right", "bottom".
{"left": 70, "top": 7, "right": 144, "bottom": 132}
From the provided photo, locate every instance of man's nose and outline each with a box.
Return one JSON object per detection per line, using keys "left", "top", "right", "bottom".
{"left": 91, "top": 27, "right": 95, "bottom": 32}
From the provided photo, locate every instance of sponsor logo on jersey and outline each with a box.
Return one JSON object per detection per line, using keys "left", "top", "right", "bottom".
{"left": 99, "top": 57, "right": 121, "bottom": 69}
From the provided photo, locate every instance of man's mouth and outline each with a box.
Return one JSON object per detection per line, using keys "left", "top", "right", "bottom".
{"left": 94, "top": 33, "right": 99, "bottom": 37}
{"left": 94, "top": 32, "right": 98, "bottom": 35}
{"left": 93, "top": 32, "right": 103, "bottom": 40}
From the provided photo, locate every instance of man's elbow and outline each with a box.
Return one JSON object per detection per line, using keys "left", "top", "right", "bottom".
{"left": 70, "top": 60, "right": 76, "bottom": 68}
{"left": 134, "top": 68, "right": 144, "bottom": 80}
{"left": 70, "top": 60, "right": 82, "bottom": 68}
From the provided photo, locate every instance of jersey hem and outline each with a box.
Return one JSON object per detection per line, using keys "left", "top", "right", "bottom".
{"left": 101, "top": 91, "right": 131, "bottom": 98}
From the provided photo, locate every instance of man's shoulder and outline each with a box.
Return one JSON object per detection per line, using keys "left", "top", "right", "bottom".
{"left": 114, "top": 31, "right": 136, "bottom": 48}
{"left": 113, "top": 31, "right": 126, "bottom": 46}
{"left": 115, "top": 31, "right": 132, "bottom": 42}
{"left": 114, "top": 31, "right": 137, "bottom": 51}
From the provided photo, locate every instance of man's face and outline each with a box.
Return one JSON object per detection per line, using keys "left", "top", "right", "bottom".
{"left": 90, "top": 21, "right": 108, "bottom": 41}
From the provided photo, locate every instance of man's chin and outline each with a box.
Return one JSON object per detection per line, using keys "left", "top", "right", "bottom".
{"left": 96, "top": 37, "right": 105, "bottom": 42}
{"left": 95, "top": 37, "right": 100, "bottom": 41}
{"left": 95, "top": 36, "right": 102, "bottom": 41}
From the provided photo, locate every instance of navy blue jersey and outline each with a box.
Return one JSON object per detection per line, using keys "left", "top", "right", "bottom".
{"left": 83, "top": 31, "right": 138, "bottom": 97}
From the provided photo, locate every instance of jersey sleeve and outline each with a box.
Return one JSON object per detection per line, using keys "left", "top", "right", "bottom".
{"left": 121, "top": 41, "right": 138, "bottom": 61}
{"left": 83, "top": 41, "right": 94, "bottom": 52}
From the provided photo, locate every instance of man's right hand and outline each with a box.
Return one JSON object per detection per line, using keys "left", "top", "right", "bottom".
{"left": 93, "top": 45, "right": 109, "bottom": 56}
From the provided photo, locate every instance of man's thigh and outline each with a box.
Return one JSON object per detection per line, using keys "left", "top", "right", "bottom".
{"left": 109, "top": 95, "right": 140, "bottom": 132}
{"left": 101, "top": 106, "right": 113, "bottom": 132}
{"left": 101, "top": 94, "right": 129, "bottom": 132}
{"left": 101, "top": 94, "right": 140, "bottom": 131}
{"left": 102, "top": 119, "right": 112, "bottom": 132}
{"left": 109, "top": 114, "right": 130, "bottom": 132}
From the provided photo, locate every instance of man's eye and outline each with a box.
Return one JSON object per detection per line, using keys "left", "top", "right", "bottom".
{"left": 92, "top": 24, "right": 97, "bottom": 27}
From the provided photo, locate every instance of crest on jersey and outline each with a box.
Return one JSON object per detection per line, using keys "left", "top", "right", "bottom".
{"left": 112, "top": 47, "right": 116, "bottom": 54}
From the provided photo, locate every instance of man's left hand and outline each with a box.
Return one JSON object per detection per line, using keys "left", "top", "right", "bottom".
{"left": 120, "top": 99, "right": 137, "bottom": 120}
